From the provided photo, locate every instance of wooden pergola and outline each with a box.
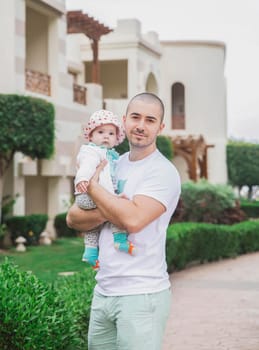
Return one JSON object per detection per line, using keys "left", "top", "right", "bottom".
{"left": 171, "top": 135, "right": 214, "bottom": 181}
{"left": 67, "top": 10, "right": 113, "bottom": 83}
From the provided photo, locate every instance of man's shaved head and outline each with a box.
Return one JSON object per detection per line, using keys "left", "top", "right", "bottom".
{"left": 126, "top": 92, "right": 165, "bottom": 122}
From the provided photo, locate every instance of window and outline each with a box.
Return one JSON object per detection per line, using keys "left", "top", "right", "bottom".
{"left": 172, "top": 82, "right": 185, "bottom": 129}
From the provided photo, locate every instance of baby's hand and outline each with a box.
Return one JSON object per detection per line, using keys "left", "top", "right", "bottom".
{"left": 76, "top": 181, "right": 89, "bottom": 193}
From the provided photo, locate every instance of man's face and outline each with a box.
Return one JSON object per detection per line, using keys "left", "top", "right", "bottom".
{"left": 123, "top": 99, "right": 165, "bottom": 149}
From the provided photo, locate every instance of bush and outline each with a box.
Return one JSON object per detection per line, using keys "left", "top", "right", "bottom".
{"left": 219, "top": 201, "right": 247, "bottom": 224}
{"left": 166, "top": 223, "right": 238, "bottom": 271}
{"left": 54, "top": 212, "right": 78, "bottom": 237}
{"left": 5, "top": 214, "right": 48, "bottom": 245}
{"left": 0, "top": 259, "right": 80, "bottom": 350}
{"left": 237, "top": 221, "right": 259, "bottom": 254}
{"left": 166, "top": 220, "right": 259, "bottom": 272}
{"left": 156, "top": 135, "right": 173, "bottom": 160}
{"left": 115, "top": 135, "right": 174, "bottom": 160}
{"left": 115, "top": 137, "right": 129, "bottom": 155}
{"left": 55, "top": 268, "right": 96, "bottom": 348}
{"left": 240, "top": 199, "right": 259, "bottom": 218}
{"left": 0, "top": 224, "right": 7, "bottom": 248}
{"left": 179, "top": 179, "right": 238, "bottom": 224}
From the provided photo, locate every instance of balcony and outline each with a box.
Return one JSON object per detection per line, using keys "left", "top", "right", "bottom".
{"left": 73, "top": 83, "right": 87, "bottom": 105}
{"left": 25, "top": 68, "right": 51, "bottom": 96}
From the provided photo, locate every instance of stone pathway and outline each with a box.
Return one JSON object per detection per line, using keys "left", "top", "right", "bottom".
{"left": 163, "top": 252, "right": 259, "bottom": 350}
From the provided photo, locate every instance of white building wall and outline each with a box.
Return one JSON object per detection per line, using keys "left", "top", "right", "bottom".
{"left": 77, "top": 20, "right": 227, "bottom": 184}
{"left": 0, "top": 0, "right": 104, "bottom": 236}
{"left": 160, "top": 41, "right": 227, "bottom": 183}
{"left": 80, "top": 19, "right": 161, "bottom": 116}
{"left": 0, "top": 0, "right": 23, "bottom": 92}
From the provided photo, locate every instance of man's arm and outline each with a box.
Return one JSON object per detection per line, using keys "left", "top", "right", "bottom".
{"left": 66, "top": 203, "right": 106, "bottom": 231}
{"left": 88, "top": 180, "right": 165, "bottom": 233}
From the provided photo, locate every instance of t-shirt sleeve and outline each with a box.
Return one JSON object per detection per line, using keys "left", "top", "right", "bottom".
{"left": 134, "top": 163, "right": 181, "bottom": 210}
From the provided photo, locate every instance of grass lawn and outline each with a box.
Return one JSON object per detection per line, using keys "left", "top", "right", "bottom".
{"left": 0, "top": 237, "right": 90, "bottom": 284}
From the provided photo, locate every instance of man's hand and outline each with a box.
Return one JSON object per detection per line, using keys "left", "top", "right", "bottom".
{"left": 88, "top": 159, "right": 107, "bottom": 190}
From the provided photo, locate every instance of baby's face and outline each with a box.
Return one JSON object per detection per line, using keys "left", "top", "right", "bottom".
{"left": 90, "top": 124, "right": 117, "bottom": 148}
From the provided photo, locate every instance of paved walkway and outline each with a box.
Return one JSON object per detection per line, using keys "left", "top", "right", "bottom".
{"left": 163, "top": 252, "right": 259, "bottom": 350}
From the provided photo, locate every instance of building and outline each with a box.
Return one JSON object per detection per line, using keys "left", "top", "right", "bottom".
{"left": 0, "top": 1, "right": 227, "bottom": 234}
{"left": 0, "top": 0, "right": 104, "bottom": 234}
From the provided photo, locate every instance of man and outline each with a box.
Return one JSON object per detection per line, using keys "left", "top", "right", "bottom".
{"left": 67, "top": 92, "right": 181, "bottom": 350}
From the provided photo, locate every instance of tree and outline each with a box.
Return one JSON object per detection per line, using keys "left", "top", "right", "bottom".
{"left": 227, "top": 140, "right": 259, "bottom": 199}
{"left": 0, "top": 94, "right": 55, "bottom": 222}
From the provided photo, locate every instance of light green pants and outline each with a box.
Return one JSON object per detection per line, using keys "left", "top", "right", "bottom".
{"left": 88, "top": 288, "right": 171, "bottom": 350}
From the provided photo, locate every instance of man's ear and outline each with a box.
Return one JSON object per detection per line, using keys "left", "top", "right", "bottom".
{"left": 158, "top": 122, "right": 165, "bottom": 135}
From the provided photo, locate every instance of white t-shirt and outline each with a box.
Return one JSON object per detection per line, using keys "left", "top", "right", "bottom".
{"left": 95, "top": 149, "right": 181, "bottom": 296}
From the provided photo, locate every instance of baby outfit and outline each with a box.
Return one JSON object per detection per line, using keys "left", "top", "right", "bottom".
{"left": 74, "top": 110, "right": 135, "bottom": 270}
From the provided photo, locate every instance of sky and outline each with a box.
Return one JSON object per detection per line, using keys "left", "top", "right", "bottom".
{"left": 65, "top": 0, "right": 259, "bottom": 141}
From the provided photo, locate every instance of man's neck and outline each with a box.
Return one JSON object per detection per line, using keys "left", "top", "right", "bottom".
{"left": 128, "top": 145, "right": 156, "bottom": 161}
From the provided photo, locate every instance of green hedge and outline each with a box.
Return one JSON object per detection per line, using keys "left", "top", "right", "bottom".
{"left": 1, "top": 219, "right": 259, "bottom": 348}
{"left": 54, "top": 212, "right": 78, "bottom": 237}
{"left": 237, "top": 220, "right": 259, "bottom": 254}
{"left": 166, "top": 220, "right": 259, "bottom": 272}
{"left": 5, "top": 214, "right": 48, "bottom": 245}
{"left": 240, "top": 200, "right": 259, "bottom": 218}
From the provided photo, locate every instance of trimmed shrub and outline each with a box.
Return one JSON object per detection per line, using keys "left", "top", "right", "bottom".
{"left": 0, "top": 94, "right": 55, "bottom": 160}
{"left": 0, "top": 259, "right": 79, "bottom": 350}
{"left": 55, "top": 268, "right": 96, "bottom": 348}
{"left": 179, "top": 179, "right": 239, "bottom": 224}
{"left": 5, "top": 214, "right": 48, "bottom": 245}
{"left": 240, "top": 199, "right": 259, "bottom": 218}
{"left": 219, "top": 202, "right": 247, "bottom": 224}
{"left": 54, "top": 212, "right": 78, "bottom": 237}
{"left": 166, "top": 220, "right": 259, "bottom": 272}
{"left": 236, "top": 221, "right": 259, "bottom": 254}
{"left": 166, "top": 223, "right": 198, "bottom": 271}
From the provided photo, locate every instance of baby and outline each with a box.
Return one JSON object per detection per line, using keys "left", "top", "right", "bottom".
{"left": 74, "top": 109, "right": 136, "bottom": 270}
